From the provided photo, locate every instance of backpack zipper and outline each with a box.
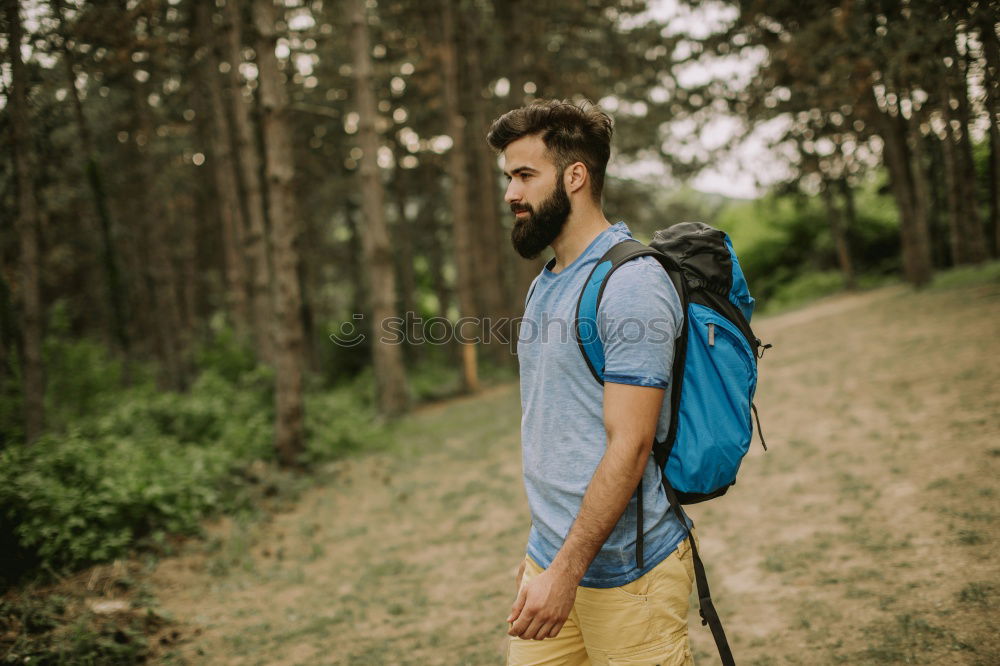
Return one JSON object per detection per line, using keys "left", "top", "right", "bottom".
{"left": 708, "top": 322, "right": 715, "bottom": 346}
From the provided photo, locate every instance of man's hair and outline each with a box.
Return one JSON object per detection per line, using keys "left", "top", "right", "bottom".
{"left": 486, "top": 99, "right": 614, "bottom": 202}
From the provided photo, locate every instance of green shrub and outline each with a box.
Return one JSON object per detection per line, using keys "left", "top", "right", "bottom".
{"left": 759, "top": 271, "right": 846, "bottom": 314}
{"left": 193, "top": 315, "right": 259, "bottom": 383}
{"left": 931, "top": 260, "right": 1000, "bottom": 290}
{"left": 0, "top": 363, "right": 274, "bottom": 585}
{"left": 0, "top": 595, "right": 150, "bottom": 664}
{"left": 302, "top": 385, "right": 391, "bottom": 465}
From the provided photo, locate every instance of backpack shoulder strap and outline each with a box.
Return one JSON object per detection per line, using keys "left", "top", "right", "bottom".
{"left": 574, "top": 239, "right": 681, "bottom": 384}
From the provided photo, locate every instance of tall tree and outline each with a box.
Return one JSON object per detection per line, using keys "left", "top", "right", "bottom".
{"left": 6, "top": 0, "right": 45, "bottom": 442}
{"left": 220, "top": 0, "right": 273, "bottom": 360}
{"left": 51, "top": 0, "right": 130, "bottom": 355}
{"left": 193, "top": 1, "right": 250, "bottom": 336}
{"left": 439, "top": 0, "right": 479, "bottom": 392}
{"left": 125, "top": 4, "right": 189, "bottom": 389}
{"left": 973, "top": 4, "right": 1000, "bottom": 256}
{"left": 348, "top": 0, "right": 409, "bottom": 416}
{"left": 253, "top": 0, "right": 305, "bottom": 465}
{"left": 461, "top": 4, "right": 513, "bottom": 365}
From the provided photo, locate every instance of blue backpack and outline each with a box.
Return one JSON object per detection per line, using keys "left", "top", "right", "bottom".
{"left": 575, "top": 222, "right": 769, "bottom": 666}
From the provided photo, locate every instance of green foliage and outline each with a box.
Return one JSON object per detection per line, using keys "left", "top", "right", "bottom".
{"left": 714, "top": 176, "right": 901, "bottom": 308}
{"left": 716, "top": 194, "right": 831, "bottom": 304}
{"left": 0, "top": 326, "right": 277, "bottom": 584}
{"left": 0, "top": 319, "right": 423, "bottom": 583}
{"left": 930, "top": 260, "right": 1000, "bottom": 290}
{"left": 0, "top": 348, "right": 25, "bottom": 449}
{"left": 0, "top": 595, "right": 151, "bottom": 665}
{"left": 761, "top": 271, "right": 845, "bottom": 314}
{"left": 303, "top": 380, "right": 392, "bottom": 465}
{"left": 405, "top": 358, "right": 464, "bottom": 403}
{"left": 193, "top": 316, "right": 260, "bottom": 384}
{"left": 0, "top": 368, "right": 274, "bottom": 581}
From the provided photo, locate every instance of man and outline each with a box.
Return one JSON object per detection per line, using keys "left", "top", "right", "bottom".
{"left": 487, "top": 99, "right": 696, "bottom": 666}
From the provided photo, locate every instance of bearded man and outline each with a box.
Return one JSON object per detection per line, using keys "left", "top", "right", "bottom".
{"left": 486, "top": 99, "right": 695, "bottom": 666}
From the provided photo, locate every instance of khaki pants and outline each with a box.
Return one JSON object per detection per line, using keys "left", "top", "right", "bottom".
{"left": 506, "top": 537, "right": 695, "bottom": 666}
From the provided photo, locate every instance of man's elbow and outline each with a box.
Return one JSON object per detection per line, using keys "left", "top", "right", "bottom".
{"left": 607, "top": 433, "right": 655, "bottom": 476}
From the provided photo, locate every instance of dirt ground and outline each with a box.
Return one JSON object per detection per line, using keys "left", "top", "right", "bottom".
{"left": 145, "top": 279, "right": 999, "bottom": 665}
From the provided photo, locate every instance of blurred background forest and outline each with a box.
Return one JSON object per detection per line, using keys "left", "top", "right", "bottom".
{"left": 1, "top": 0, "right": 998, "bottom": 602}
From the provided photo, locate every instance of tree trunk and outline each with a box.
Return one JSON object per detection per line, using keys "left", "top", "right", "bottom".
{"left": 440, "top": 0, "right": 479, "bottom": 392}
{"left": 391, "top": 164, "right": 418, "bottom": 322}
{"left": 52, "top": 0, "right": 130, "bottom": 354}
{"left": 253, "top": 0, "right": 305, "bottom": 466}
{"left": 904, "top": 116, "right": 936, "bottom": 281}
{"left": 977, "top": 10, "right": 1000, "bottom": 256}
{"left": 348, "top": 0, "right": 410, "bottom": 416}
{"left": 870, "top": 86, "right": 933, "bottom": 286}
{"left": 954, "top": 43, "right": 988, "bottom": 263}
{"left": 342, "top": 199, "right": 368, "bottom": 326}
{"left": 176, "top": 192, "right": 199, "bottom": 336}
{"left": 462, "top": 5, "right": 513, "bottom": 365}
{"left": 495, "top": 0, "right": 547, "bottom": 309}
{"left": 418, "top": 163, "right": 453, "bottom": 322}
{"left": 130, "top": 60, "right": 187, "bottom": 389}
{"left": 990, "top": 119, "right": 1000, "bottom": 258}
{"left": 7, "top": 2, "right": 45, "bottom": 442}
{"left": 820, "top": 180, "right": 856, "bottom": 289}
{"left": 221, "top": 0, "right": 274, "bottom": 362}
{"left": 838, "top": 177, "right": 858, "bottom": 236}
{"left": 194, "top": 1, "right": 250, "bottom": 337}
{"left": 389, "top": 158, "right": 421, "bottom": 364}
{"left": 938, "top": 120, "right": 967, "bottom": 266}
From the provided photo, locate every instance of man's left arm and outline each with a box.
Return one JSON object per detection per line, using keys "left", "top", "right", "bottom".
{"left": 506, "top": 382, "right": 665, "bottom": 640}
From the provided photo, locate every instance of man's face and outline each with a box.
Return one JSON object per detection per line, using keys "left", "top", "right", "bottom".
{"left": 502, "top": 135, "right": 572, "bottom": 259}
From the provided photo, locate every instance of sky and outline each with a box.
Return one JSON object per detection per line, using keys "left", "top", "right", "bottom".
{"left": 608, "top": 0, "right": 789, "bottom": 199}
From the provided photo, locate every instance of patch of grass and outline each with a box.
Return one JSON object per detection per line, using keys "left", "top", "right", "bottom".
{"left": 761, "top": 271, "right": 848, "bottom": 315}
{"left": 759, "top": 534, "right": 834, "bottom": 575}
{"left": 837, "top": 471, "right": 876, "bottom": 500}
{"left": 925, "top": 477, "right": 953, "bottom": 491}
{"left": 955, "top": 529, "right": 986, "bottom": 546}
{"left": 858, "top": 613, "right": 950, "bottom": 663}
{"left": 0, "top": 593, "right": 162, "bottom": 665}
{"left": 930, "top": 260, "right": 1000, "bottom": 290}
{"left": 957, "top": 582, "right": 996, "bottom": 607}
{"left": 794, "top": 598, "right": 842, "bottom": 635}
{"left": 205, "top": 518, "right": 259, "bottom": 578}
{"left": 364, "top": 558, "right": 412, "bottom": 580}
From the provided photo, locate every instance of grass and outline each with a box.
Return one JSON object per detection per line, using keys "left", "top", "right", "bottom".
{"left": 7, "top": 266, "right": 1000, "bottom": 664}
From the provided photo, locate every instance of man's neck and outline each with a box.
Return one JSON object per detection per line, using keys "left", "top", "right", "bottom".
{"left": 549, "top": 208, "right": 612, "bottom": 274}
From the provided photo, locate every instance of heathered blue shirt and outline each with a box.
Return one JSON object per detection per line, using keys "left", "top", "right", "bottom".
{"left": 517, "top": 221, "right": 689, "bottom": 588}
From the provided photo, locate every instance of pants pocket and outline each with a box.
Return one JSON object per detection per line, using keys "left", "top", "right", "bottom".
{"left": 606, "top": 637, "right": 692, "bottom": 665}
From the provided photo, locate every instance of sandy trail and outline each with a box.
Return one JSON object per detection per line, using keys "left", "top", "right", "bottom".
{"left": 148, "top": 281, "right": 1000, "bottom": 665}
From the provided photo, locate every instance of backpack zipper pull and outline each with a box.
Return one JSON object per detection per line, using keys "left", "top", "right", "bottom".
{"left": 708, "top": 323, "right": 715, "bottom": 347}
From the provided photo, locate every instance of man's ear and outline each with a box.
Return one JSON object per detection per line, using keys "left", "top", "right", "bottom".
{"left": 564, "top": 161, "right": 589, "bottom": 196}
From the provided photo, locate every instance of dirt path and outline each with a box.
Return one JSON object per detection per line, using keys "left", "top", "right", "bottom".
{"left": 147, "top": 281, "right": 999, "bottom": 665}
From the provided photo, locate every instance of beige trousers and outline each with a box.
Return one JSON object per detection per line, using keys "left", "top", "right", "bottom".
{"left": 506, "top": 537, "right": 696, "bottom": 666}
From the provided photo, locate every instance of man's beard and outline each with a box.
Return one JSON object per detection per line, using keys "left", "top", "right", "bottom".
{"left": 510, "top": 177, "right": 572, "bottom": 260}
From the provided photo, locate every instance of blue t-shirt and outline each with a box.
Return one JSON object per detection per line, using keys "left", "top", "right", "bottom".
{"left": 517, "top": 221, "right": 689, "bottom": 588}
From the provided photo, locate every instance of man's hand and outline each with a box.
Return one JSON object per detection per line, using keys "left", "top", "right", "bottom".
{"left": 506, "top": 566, "right": 577, "bottom": 640}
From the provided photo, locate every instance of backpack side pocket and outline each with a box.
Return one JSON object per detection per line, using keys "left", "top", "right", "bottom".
{"left": 666, "top": 303, "right": 758, "bottom": 496}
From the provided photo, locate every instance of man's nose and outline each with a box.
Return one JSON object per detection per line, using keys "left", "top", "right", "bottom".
{"left": 504, "top": 181, "right": 521, "bottom": 205}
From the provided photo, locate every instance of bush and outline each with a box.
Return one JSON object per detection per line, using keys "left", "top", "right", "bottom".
{"left": 759, "top": 271, "right": 846, "bottom": 314}
{"left": 0, "top": 359, "right": 274, "bottom": 585}
{"left": 715, "top": 177, "right": 902, "bottom": 305}
{"left": 303, "top": 384, "right": 392, "bottom": 465}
